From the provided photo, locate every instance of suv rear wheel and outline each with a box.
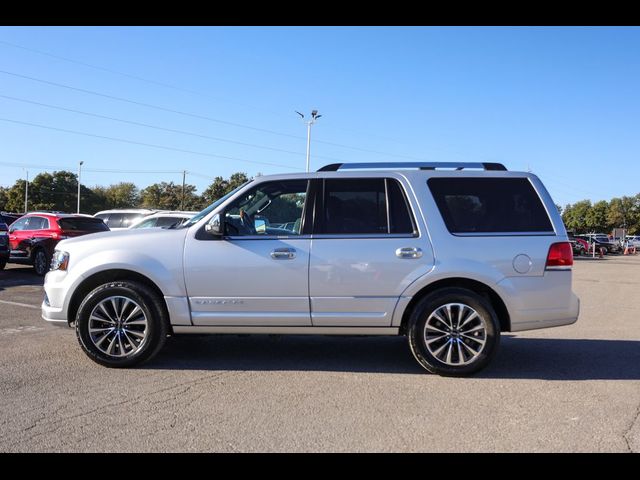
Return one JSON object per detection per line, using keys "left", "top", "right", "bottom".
{"left": 407, "top": 287, "right": 500, "bottom": 376}
{"left": 75, "top": 281, "right": 168, "bottom": 367}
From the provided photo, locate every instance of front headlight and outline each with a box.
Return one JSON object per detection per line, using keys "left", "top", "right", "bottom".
{"left": 50, "top": 250, "right": 70, "bottom": 271}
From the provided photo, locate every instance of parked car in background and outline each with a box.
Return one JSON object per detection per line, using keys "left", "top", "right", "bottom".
{"left": 8, "top": 213, "right": 109, "bottom": 275}
{"left": 578, "top": 234, "right": 620, "bottom": 254}
{"left": 626, "top": 235, "right": 640, "bottom": 248}
{"left": 568, "top": 235, "right": 589, "bottom": 256}
{"left": 0, "top": 221, "right": 9, "bottom": 270}
{"left": 93, "top": 209, "right": 155, "bottom": 231}
{"left": 128, "top": 211, "right": 197, "bottom": 229}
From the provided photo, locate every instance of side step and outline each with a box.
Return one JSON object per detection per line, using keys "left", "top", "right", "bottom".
{"left": 172, "top": 326, "right": 400, "bottom": 335}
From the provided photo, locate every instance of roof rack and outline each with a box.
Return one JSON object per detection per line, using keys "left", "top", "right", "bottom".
{"left": 317, "top": 162, "right": 507, "bottom": 172}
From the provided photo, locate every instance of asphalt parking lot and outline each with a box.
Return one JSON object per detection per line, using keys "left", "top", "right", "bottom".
{"left": 1, "top": 256, "right": 639, "bottom": 452}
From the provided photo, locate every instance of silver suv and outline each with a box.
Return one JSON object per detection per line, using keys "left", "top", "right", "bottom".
{"left": 42, "top": 162, "right": 579, "bottom": 376}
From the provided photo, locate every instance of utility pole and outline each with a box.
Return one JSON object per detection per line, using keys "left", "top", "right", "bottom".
{"left": 181, "top": 170, "right": 186, "bottom": 211}
{"left": 296, "top": 110, "right": 322, "bottom": 172}
{"left": 77, "top": 161, "right": 84, "bottom": 214}
{"left": 24, "top": 169, "right": 29, "bottom": 214}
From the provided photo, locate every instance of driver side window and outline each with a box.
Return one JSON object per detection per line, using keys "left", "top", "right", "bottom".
{"left": 224, "top": 180, "right": 308, "bottom": 236}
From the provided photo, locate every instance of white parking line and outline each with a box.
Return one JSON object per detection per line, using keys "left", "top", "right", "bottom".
{"left": 0, "top": 299, "right": 41, "bottom": 310}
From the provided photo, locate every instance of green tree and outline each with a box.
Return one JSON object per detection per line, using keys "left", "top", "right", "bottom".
{"left": 92, "top": 182, "right": 140, "bottom": 210}
{"left": 201, "top": 172, "right": 250, "bottom": 205}
{"left": 562, "top": 200, "right": 591, "bottom": 232}
{"left": 2, "top": 170, "right": 95, "bottom": 213}
{"left": 140, "top": 181, "right": 201, "bottom": 210}
{"left": 584, "top": 200, "right": 609, "bottom": 233}
{"left": 0, "top": 186, "right": 8, "bottom": 211}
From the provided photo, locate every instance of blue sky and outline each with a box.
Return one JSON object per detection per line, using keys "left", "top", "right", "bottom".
{"left": 0, "top": 26, "right": 639, "bottom": 208}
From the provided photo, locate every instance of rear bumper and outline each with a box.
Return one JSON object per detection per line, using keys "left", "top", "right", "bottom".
{"left": 497, "top": 272, "right": 580, "bottom": 332}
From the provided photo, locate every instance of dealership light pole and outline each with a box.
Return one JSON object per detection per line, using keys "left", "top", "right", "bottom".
{"left": 296, "top": 110, "right": 321, "bottom": 172}
{"left": 77, "top": 161, "right": 84, "bottom": 214}
{"left": 24, "top": 169, "right": 29, "bottom": 214}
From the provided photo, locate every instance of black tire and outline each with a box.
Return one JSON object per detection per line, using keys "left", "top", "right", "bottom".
{"left": 32, "top": 248, "right": 50, "bottom": 276}
{"left": 407, "top": 287, "right": 500, "bottom": 377}
{"left": 0, "top": 260, "right": 6, "bottom": 270}
{"left": 75, "top": 281, "right": 168, "bottom": 368}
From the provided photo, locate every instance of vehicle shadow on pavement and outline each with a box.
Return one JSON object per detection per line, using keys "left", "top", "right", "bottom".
{"left": 0, "top": 267, "right": 43, "bottom": 291}
{"left": 148, "top": 334, "right": 640, "bottom": 380}
{"left": 481, "top": 336, "right": 640, "bottom": 380}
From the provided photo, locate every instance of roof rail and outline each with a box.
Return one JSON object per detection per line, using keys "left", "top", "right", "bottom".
{"left": 317, "top": 162, "right": 507, "bottom": 172}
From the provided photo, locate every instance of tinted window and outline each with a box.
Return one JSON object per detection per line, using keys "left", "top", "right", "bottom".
{"left": 428, "top": 178, "right": 553, "bottom": 233}
{"left": 387, "top": 179, "right": 415, "bottom": 234}
{"left": 320, "top": 178, "right": 415, "bottom": 235}
{"left": 58, "top": 218, "right": 109, "bottom": 232}
{"left": 322, "top": 179, "right": 387, "bottom": 234}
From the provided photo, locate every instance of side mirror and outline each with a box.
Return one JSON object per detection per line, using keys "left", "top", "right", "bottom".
{"left": 204, "top": 213, "right": 223, "bottom": 236}
{"left": 8, "top": 228, "right": 14, "bottom": 234}
{"left": 254, "top": 219, "right": 266, "bottom": 234}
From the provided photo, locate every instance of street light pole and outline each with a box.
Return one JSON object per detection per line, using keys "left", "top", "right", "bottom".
{"left": 296, "top": 110, "right": 322, "bottom": 172}
{"left": 77, "top": 161, "right": 84, "bottom": 214}
{"left": 24, "top": 169, "right": 29, "bottom": 214}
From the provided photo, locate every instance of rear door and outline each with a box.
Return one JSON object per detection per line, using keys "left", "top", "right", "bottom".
{"left": 308, "top": 177, "right": 434, "bottom": 326}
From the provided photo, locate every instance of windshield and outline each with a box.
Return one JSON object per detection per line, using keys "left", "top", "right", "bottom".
{"left": 179, "top": 181, "right": 252, "bottom": 229}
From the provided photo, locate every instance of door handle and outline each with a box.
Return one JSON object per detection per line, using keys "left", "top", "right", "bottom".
{"left": 271, "top": 248, "right": 296, "bottom": 260}
{"left": 396, "top": 247, "right": 422, "bottom": 259}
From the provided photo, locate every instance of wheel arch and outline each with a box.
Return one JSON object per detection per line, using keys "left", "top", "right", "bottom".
{"left": 398, "top": 277, "right": 510, "bottom": 335}
{"left": 67, "top": 269, "right": 170, "bottom": 331}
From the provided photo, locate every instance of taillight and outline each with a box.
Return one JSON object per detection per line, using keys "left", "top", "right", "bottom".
{"left": 546, "top": 242, "right": 573, "bottom": 270}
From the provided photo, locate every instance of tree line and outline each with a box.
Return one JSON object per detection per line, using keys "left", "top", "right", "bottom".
{"left": 0, "top": 170, "right": 250, "bottom": 214}
{"left": 561, "top": 194, "right": 640, "bottom": 234}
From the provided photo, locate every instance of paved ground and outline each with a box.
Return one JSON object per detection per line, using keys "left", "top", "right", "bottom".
{"left": 1, "top": 256, "right": 639, "bottom": 452}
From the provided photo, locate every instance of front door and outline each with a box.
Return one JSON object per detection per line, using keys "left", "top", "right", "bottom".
{"left": 184, "top": 179, "right": 312, "bottom": 326}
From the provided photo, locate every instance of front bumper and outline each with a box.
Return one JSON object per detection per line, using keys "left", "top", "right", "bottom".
{"left": 41, "top": 269, "right": 73, "bottom": 327}
{"left": 41, "top": 301, "right": 71, "bottom": 327}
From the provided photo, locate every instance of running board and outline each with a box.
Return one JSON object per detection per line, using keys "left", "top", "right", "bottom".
{"left": 172, "top": 326, "right": 400, "bottom": 335}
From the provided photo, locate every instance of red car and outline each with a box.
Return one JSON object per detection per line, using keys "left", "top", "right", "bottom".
{"left": 7, "top": 212, "right": 109, "bottom": 275}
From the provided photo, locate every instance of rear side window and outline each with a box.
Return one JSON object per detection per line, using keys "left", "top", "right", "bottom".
{"left": 58, "top": 218, "right": 109, "bottom": 232}
{"left": 24, "top": 216, "right": 48, "bottom": 230}
{"left": 428, "top": 178, "right": 553, "bottom": 234}
{"left": 319, "top": 178, "right": 415, "bottom": 235}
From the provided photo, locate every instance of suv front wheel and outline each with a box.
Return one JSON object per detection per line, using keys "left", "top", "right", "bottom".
{"left": 75, "top": 281, "right": 168, "bottom": 367}
{"left": 407, "top": 287, "right": 500, "bottom": 376}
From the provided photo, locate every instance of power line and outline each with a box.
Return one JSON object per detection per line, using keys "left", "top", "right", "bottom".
{"left": 0, "top": 38, "right": 302, "bottom": 122}
{"left": 0, "top": 68, "right": 447, "bottom": 163}
{"left": 0, "top": 38, "right": 431, "bottom": 146}
{"left": 0, "top": 93, "right": 345, "bottom": 163}
{"left": 0, "top": 117, "right": 298, "bottom": 170}
{"left": 0, "top": 69, "right": 305, "bottom": 141}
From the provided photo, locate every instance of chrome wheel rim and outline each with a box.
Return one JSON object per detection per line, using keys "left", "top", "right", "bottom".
{"left": 424, "top": 303, "right": 487, "bottom": 366}
{"left": 88, "top": 296, "right": 148, "bottom": 358}
{"left": 35, "top": 251, "right": 47, "bottom": 274}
